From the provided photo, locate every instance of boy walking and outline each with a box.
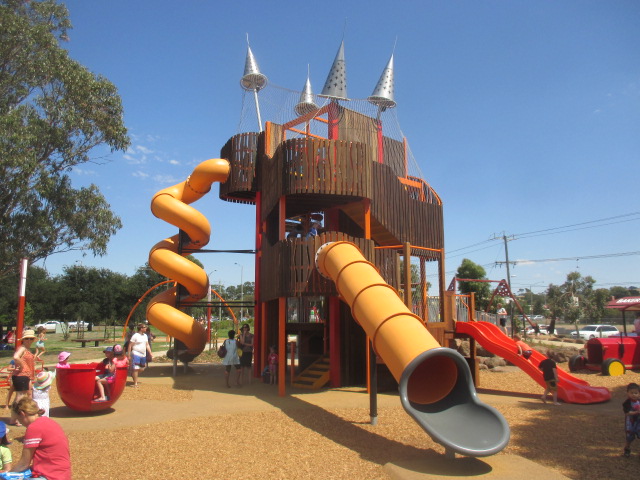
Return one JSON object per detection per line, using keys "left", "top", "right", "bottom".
{"left": 538, "top": 351, "right": 560, "bottom": 405}
{"left": 623, "top": 382, "right": 640, "bottom": 457}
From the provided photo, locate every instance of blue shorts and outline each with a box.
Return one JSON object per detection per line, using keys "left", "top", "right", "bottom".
{"left": 132, "top": 355, "right": 147, "bottom": 369}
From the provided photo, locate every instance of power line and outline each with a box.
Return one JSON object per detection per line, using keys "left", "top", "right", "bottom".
{"left": 513, "top": 211, "right": 640, "bottom": 238}
{"left": 495, "top": 250, "right": 640, "bottom": 266}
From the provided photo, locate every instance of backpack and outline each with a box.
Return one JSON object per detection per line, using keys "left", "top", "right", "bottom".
{"left": 217, "top": 340, "right": 227, "bottom": 358}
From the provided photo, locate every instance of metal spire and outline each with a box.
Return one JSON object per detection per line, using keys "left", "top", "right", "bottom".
{"left": 295, "top": 65, "right": 319, "bottom": 117}
{"left": 368, "top": 53, "right": 396, "bottom": 109}
{"left": 240, "top": 35, "right": 267, "bottom": 132}
{"left": 320, "top": 40, "right": 348, "bottom": 100}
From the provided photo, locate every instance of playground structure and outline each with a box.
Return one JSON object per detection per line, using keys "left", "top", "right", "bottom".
{"left": 138, "top": 40, "right": 612, "bottom": 455}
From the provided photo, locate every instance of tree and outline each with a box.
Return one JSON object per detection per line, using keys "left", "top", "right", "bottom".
{"left": 0, "top": 0, "right": 129, "bottom": 277}
{"left": 546, "top": 271, "right": 598, "bottom": 332}
{"left": 455, "top": 259, "right": 491, "bottom": 310}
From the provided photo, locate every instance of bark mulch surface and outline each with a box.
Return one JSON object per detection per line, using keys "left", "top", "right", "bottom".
{"left": 2, "top": 360, "right": 638, "bottom": 480}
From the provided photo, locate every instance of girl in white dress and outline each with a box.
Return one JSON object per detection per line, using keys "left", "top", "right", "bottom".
{"left": 32, "top": 371, "right": 54, "bottom": 417}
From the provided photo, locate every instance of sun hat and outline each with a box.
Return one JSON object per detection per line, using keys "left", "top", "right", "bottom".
{"left": 58, "top": 351, "right": 71, "bottom": 362}
{"left": 103, "top": 346, "right": 113, "bottom": 353}
{"left": 113, "top": 344, "right": 124, "bottom": 355}
{"left": 19, "top": 329, "right": 36, "bottom": 340}
{"left": 34, "top": 371, "right": 54, "bottom": 390}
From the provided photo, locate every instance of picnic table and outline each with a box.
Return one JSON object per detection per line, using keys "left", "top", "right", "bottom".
{"left": 71, "top": 338, "right": 109, "bottom": 348}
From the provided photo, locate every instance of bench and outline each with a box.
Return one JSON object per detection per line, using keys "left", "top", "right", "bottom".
{"left": 71, "top": 338, "right": 109, "bottom": 348}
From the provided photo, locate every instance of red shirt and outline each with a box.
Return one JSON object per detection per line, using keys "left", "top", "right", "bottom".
{"left": 23, "top": 416, "right": 71, "bottom": 480}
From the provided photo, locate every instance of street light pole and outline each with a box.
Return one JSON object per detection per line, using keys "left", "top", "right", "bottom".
{"left": 235, "top": 263, "right": 244, "bottom": 322}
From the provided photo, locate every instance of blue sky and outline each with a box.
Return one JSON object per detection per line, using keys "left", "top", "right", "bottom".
{"left": 38, "top": 0, "right": 639, "bottom": 294}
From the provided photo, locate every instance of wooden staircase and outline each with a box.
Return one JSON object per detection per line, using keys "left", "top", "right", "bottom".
{"left": 292, "top": 356, "right": 330, "bottom": 390}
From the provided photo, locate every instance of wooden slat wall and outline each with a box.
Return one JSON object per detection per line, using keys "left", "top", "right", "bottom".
{"left": 261, "top": 138, "right": 373, "bottom": 220}
{"left": 370, "top": 162, "right": 444, "bottom": 253}
{"left": 338, "top": 107, "right": 378, "bottom": 162}
{"left": 382, "top": 137, "right": 405, "bottom": 177}
{"left": 219, "top": 132, "right": 260, "bottom": 203}
{"left": 260, "top": 232, "right": 376, "bottom": 302}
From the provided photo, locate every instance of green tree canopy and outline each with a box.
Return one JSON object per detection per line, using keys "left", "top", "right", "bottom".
{"left": 455, "top": 258, "right": 492, "bottom": 310}
{"left": 0, "top": 0, "right": 129, "bottom": 276}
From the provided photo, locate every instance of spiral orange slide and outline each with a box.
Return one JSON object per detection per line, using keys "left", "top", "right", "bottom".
{"left": 146, "top": 159, "right": 230, "bottom": 357}
{"left": 315, "top": 241, "right": 510, "bottom": 457}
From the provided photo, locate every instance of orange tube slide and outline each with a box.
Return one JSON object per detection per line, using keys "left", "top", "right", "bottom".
{"left": 316, "top": 241, "right": 454, "bottom": 404}
{"left": 146, "top": 159, "right": 230, "bottom": 356}
{"left": 316, "top": 241, "right": 509, "bottom": 457}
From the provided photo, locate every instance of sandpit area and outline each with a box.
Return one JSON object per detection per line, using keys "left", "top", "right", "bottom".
{"left": 1, "top": 361, "right": 638, "bottom": 479}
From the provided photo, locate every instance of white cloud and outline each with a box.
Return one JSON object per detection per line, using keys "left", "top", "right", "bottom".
{"left": 136, "top": 145, "right": 154, "bottom": 155}
{"left": 132, "top": 171, "right": 149, "bottom": 179}
{"left": 169, "top": 159, "right": 180, "bottom": 165}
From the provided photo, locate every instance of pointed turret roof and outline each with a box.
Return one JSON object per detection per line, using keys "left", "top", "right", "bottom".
{"left": 295, "top": 71, "right": 319, "bottom": 116}
{"left": 320, "top": 41, "right": 348, "bottom": 100}
{"left": 240, "top": 45, "right": 267, "bottom": 92}
{"left": 368, "top": 54, "right": 396, "bottom": 109}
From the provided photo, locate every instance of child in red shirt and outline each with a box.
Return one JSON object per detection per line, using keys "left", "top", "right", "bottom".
{"left": 268, "top": 346, "right": 278, "bottom": 385}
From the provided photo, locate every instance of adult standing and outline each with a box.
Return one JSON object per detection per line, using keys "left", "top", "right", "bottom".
{"left": 127, "top": 323, "right": 152, "bottom": 387}
{"left": 10, "top": 329, "right": 36, "bottom": 426}
{"left": 222, "top": 330, "right": 241, "bottom": 388}
{"left": 496, "top": 303, "right": 508, "bottom": 335}
{"left": 547, "top": 316, "right": 557, "bottom": 336}
{"left": 10, "top": 398, "right": 71, "bottom": 480}
{"left": 237, "top": 323, "right": 254, "bottom": 385}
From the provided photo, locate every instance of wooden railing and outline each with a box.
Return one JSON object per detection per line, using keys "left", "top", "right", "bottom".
{"left": 260, "top": 232, "right": 385, "bottom": 301}
{"left": 371, "top": 162, "right": 444, "bottom": 250}
{"left": 219, "top": 132, "right": 260, "bottom": 203}
{"left": 261, "top": 138, "right": 373, "bottom": 219}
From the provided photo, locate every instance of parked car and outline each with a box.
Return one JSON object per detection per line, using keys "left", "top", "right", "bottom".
{"left": 34, "top": 321, "right": 61, "bottom": 333}
{"left": 68, "top": 320, "right": 89, "bottom": 330}
{"left": 570, "top": 325, "right": 620, "bottom": 340}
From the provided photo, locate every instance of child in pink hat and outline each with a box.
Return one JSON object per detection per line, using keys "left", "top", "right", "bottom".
{"left": 56, "top": 352, "right": 71, "bottom": 369}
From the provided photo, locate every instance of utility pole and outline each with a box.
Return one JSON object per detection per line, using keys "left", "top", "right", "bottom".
{"left": 503, "top": 234, "right": 512, "bottom": 289}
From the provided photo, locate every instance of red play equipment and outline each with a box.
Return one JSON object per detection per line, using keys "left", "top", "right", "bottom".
{"left": 56, "top": 364, "right": 128, "bottom": 412}
{"left": 567, "top": 296, "right": 640, "bottom": 376}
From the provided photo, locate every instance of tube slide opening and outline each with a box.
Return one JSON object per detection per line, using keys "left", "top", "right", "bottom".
{"left": 399, "top": 348, "right": 510, "bottom": 457}
{"left": 406, "top": 355, "right": 458, "bottom": 405}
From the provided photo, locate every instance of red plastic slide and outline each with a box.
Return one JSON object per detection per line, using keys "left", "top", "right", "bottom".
{"left": 456, "top": 321, "right": 610, "bottom": 404}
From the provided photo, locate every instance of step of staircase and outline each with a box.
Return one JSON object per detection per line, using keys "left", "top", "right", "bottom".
{"left": 292, "top": 356, "right": 330, "bottom": 390}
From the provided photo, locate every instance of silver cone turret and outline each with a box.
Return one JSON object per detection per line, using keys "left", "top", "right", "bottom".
{"left": 295, "top": 74, "right": 319, "bottom": 117}
{"left": 241, "top": 45, "right": 268, "bottom": 92}
{"left": 320, "top": 41, "right": 348, "bottom": 100}
{"left": 368, "top": 54, "right": 395, "bottom": 109}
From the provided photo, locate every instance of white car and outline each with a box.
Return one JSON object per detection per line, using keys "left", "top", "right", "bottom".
{"left": 68, "top": 320, "right": 89, "bottom": 330}
{"left": 570, "top": 325, "right": 620, "bottom": 340}
{"left": 34, "top": 321, "right": 61, "bottom": 333}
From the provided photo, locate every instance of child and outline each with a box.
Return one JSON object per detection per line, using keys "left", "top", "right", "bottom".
{"left": 0, "top": 422, "right": 11, "bottom": 472}
{"left": 112, "top": 344, "right": 129, "bottom": 369}
{"left": 513, "top": 335, "right": 533, "bottom": 360}
{"left": 95, "top": 347, "right": 115, "bottom": 401}
{"left": 32, "top": 371, "right": 54, "bottom": 417}
{"left": 56, "top": 352, "right": 71, "bottom": 369}
{"left": 538, "top": 351, "right": 560, "bottom": 405}
{"left": 267, "top": 345, "right": 278, "bottom": 385}
{"left": 34, "top": 327, "right": 46, "bottom": 362}
{"left": 3, "top": 361, "right": 15, "bottom": 409}
{"left": 623, "top": 382, "right": 640, "bottom": 457}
